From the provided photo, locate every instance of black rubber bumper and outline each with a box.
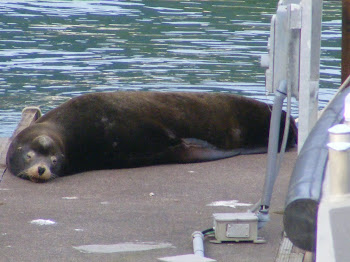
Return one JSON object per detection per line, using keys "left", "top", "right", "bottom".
{"left": 283, "top": 86, "right": 350, "bottom": 251}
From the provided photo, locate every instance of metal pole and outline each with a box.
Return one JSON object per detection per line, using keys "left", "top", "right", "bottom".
{"left": 297, "top": 0, "right": 322, "bottom": 151}
{"left": 342, "top": 0, "right": 350, "bottom": 83}
{"left": 261, "top": 80, "right": 287, "bottom": 209}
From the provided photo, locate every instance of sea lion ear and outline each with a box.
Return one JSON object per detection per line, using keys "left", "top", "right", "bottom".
{"left": 32, "top": 135, "right": 54, "bottom": 153}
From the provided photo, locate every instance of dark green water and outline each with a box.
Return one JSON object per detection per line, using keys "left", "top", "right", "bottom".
{"left": 0, "top": 0, "right": 341, "bottom": 137}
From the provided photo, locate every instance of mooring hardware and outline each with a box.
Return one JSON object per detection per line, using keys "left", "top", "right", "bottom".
{"left": 211, "top": 213, "right": 266, "bottom": 244}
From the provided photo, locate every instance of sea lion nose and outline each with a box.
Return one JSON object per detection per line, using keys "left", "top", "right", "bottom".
{"left": 38, "top": 167, "right": 46, "bottom": 176}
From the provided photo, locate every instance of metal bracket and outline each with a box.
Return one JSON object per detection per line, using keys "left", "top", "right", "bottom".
{"left": 261, "top": 2, "right": 301, "bottom": 98}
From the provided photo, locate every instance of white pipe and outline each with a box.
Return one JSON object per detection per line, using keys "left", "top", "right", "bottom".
{"left": 328, "top": 124, "right": 350, "bottom": 143}
{"left": 192, "top": 231, "right": 204, "bottom": 257}
{"left": 327, "top": 142, "right": 350, "bottom": 196}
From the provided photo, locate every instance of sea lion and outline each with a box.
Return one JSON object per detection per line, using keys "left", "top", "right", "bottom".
{"left": 6, "top": 91, "right": 297, "bottom": 183}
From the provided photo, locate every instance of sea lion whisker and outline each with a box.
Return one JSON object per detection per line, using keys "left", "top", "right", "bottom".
{"left": 47, "top": 173, "right": 58, "bottom": 181}
{"left": 0, "top": 167, "right": 7, "bottom": 183}
{"left": 17, "top": 172, "right": 28, "bottom": 179}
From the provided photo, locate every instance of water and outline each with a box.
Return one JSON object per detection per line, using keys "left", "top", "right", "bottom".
{"left": 0, "top": 0, "right": 341, "bottom": 137}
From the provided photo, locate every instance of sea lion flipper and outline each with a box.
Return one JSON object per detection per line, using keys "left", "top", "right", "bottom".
{"left": 238, "top": 147, "right": 268, "bottom": 155}
{"left": 178, "top": 139, "right": 268, "bottom": 162}
{"left": 178, "top": 138, "right": 242, "bottom": 162}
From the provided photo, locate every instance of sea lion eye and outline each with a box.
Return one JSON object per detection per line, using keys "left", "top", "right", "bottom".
{"left": 26, "top": 152, "right": 35, "bottom": 162}
{"left": 51, "top": 156, "right": 57, "bottom": 165}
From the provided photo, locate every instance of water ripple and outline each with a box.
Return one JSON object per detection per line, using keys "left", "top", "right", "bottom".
{"left": 0, "top": 0, "right": 342, "bottom": 137}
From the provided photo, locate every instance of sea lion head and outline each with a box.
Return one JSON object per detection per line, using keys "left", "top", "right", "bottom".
{"left": 6, "top": 125, "right": 65, "bottom": 183}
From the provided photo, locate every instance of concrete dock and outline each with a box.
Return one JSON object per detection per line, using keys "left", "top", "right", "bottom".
{"left": 0, "top": 115, "right": 304, "bottom": 262}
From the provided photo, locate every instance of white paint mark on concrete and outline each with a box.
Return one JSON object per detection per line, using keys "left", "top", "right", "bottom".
{"left": 159, "top": 254, "right": 217, "bottom": 262}
{"left": 100, "top": 201, "right": 110, "bottom": 205}
{"left": 62, "top": 196, "right": 78, "bottom": 200}
{"left": 207, "top": 200, "right": 252, "bottom": 208}
{"left": 73, "top": 242, "right": 174, "bottom": 254}
{"left": 74, "top": 229, "right": 84, "bottom": 232}
{"left": 30, "top": 219, "right": 56, "bottom": 226}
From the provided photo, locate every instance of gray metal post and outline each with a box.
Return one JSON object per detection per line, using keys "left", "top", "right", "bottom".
{"left": 261, "top": 80, "right": 287, "bottom": 209}
{"left": 297, "top": 0, "right": 323, "bottom": 151}
{"left": 261, "top": 0, "right": 322, "bottom": 151}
